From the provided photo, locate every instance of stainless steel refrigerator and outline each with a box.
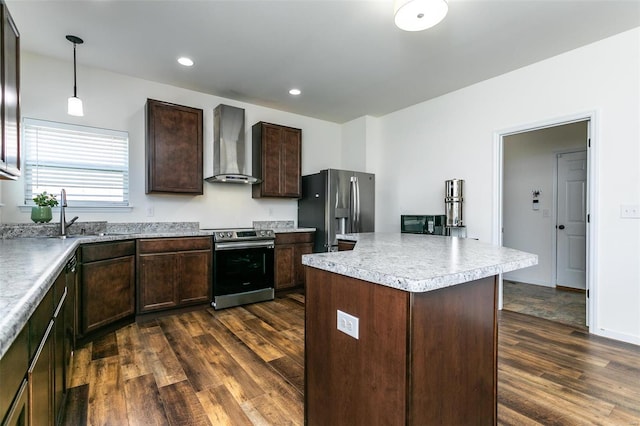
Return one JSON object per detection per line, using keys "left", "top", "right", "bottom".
{"left": 298, "top": 169, "right": 375, "bottom": 252}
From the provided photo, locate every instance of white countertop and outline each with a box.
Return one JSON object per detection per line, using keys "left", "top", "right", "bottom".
{"left": 302, "top": 233, "right": 537, "bottom": 293}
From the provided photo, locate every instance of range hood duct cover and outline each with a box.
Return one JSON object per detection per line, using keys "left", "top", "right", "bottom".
{"left": 205, "top": 104, "right": 261, "bottom": 184}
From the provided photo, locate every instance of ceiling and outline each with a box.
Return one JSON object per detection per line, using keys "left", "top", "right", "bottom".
{"left": 5, "top": 0, "right": 640, "bottom": 124}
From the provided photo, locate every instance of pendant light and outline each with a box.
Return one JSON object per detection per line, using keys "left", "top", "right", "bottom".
{"left": 394, "top": 0, "right": 448, "bottom": 31}
{"left": 66, "top": 35, "right": 84, "bottom": 117}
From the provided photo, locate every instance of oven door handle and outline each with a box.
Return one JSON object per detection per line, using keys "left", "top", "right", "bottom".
{"left": 215, "top": 241, "right": 275, "bottom": 251}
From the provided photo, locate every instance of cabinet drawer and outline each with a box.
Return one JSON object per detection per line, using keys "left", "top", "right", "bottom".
{"left": 275, "top": 232, "right": 314, "bottom": 245}
{"left": 137, "top": 237, "right": 212, "bottom": 254}
{"left": 29, "top": 286, "right": 54, "bottom": 359}
{"left": 81, "top": 240, "right": 136, "bottom": 263}
{"left": 0, "top": 325, "right": 28, "bottom": 420}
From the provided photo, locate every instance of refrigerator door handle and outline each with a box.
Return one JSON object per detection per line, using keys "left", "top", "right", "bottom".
{"left": 349, "top": 176, "right": 361, "bottom": 232}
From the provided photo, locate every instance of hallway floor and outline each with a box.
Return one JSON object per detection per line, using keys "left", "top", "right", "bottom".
{"left": 502, "top": 280, "right": 586, "bottom": 329}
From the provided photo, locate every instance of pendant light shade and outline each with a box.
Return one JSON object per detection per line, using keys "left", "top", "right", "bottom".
{"left": 394, "top": 0, "right": 448, "bottom": 31}
{"left": 66, "top": 35, "right": 84, "bottom": 117}
{"left": 67, "top": 96, "right": 83, "bottom": 116}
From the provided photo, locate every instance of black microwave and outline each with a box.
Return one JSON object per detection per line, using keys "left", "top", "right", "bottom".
{"left": 401, "top": 215, "right": 446, "bottom": 235}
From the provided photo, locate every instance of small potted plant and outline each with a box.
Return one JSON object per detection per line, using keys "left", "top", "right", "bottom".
{"left": 31, "top": 191, "right": 59, "bottom": 223}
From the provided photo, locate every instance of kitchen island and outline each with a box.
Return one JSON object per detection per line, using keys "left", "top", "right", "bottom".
{"left": 302, "top": 233, "right": 537, "bottom": 425}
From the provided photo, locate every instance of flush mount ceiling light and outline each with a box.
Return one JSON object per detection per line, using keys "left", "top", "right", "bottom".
{"left": 394, "top": 0, "right": 448, "bottom": 31}
{"left": 289, "top": 88, "right": 301, "bottom": 96}
{"left": 66, "top": 35, "right": 84, "bottom": 116}
{"left": 177, "top": 57, "right": 194, "bottom": 66}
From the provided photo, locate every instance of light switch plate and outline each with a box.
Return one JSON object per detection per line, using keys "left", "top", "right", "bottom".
{"left": 337, "top": 310, "right": 359, "bottom": 339}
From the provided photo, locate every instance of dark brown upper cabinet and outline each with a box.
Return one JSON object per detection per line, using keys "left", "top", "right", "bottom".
{"left": 145, "top": 99, "right": 203, "bottom": 194}
{"left": 252, "top": 122, "right": 301, "bottom": 198}
{"left": 0, "top": 1, "right": 20, "bottom": 180}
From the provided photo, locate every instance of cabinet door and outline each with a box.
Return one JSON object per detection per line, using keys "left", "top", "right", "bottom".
{"left": 294, "top": 242, "right": 313, "bottom": 287}
{"left": 275, "top": 245, "right": 295, "bottom": 290}
{"left": 281, "top": 127, "right": 301, "bottom": 197}
{"left": 145, "top": 99, "right": 203, "bottom": 194}
{"left": 252, "top": 122, "right": 302, "bottom": 198}
{"left": 53, "top": 290, "right": 67, "bottom": 423}
{"left": 28, "top": 321, "right": 53, "bottom": 426}
{"left": 3, "top": 379, "right": 28, "bottom": 426}
{"left": 177, "top": 251, "right": 211, "bottom": 306}
{"left": 81, "top": 256, "right": 135, "bottom": 334}
{"left": 0, "top": 325, "right": 28, "bottom": 422}
{"left": 0, "top": 4, "right": 20, "bottom": 180}
{"left": 138, "top": 253, "right": 178, "bottom": 313}
{"left": 260, "top": 124, "right": 283, "bottom": 197}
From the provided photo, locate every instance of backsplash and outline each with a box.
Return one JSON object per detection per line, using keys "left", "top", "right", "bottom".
{"left": 253, "top": 220, "right": 294, "bottom": 230}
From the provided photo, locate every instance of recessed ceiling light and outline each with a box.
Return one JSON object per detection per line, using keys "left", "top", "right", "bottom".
{"left": 177, "top": 57, "right": 194, "bottom": 67}
{"left": 289, "top": 88, "right": 301, "bottom": 95}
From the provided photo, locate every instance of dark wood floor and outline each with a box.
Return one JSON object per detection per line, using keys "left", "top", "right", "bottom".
{"left": 63, "top": 292, "right": 640, "bottom": 425}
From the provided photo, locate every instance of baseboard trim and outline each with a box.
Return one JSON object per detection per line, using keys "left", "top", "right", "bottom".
{"left": 556, "top": 285, "right": 586, "bottom": 294}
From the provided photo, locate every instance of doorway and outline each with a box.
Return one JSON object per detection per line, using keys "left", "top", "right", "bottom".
{"left": 495, "top": 115, "right": 594, "bottom": 330}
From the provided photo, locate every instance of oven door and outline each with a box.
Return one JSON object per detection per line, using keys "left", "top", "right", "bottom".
{"left": 213, "top": 241, "right": 274, "bottom": 299}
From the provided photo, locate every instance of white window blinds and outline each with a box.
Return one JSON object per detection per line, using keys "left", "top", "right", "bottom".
{"left": 24, "top": 118, "right": 129, "bottom": 206}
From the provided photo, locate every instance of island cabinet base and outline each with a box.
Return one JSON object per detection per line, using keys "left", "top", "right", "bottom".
{"left": 305, "top": 267, "right": 497, "bottom": 426}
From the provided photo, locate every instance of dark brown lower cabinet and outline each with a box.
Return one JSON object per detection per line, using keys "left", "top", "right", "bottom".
{"left": 137, "top": 237, "right": 212, "bottom": 314}
{"left": 1, "top": 253, "right": 72, "bottom": 426}
{"left": 0, "top": 325, "right": 28, "bottom": 424}
{"left": 274, "top": 232, "right": 313, "bottom": 290}
{"left": 79, "top": 241, "right": 136, "bottom": 336}
{"left": 28, "top": 320, "right": 53, "bottom": 426}
{"left": 305, "top": 268, "right": 497, "bottom": 425}
{"left": 2, "top": 379, "right": 27, "bottom": 426}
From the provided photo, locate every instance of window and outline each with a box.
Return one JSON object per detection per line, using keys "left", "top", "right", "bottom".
{"left": 24, "top": 118, "right": 129, "bottom": 207}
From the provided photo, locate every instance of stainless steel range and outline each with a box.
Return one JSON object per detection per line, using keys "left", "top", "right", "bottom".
{"left": 205, "top": 228, "right": 275, "bottom": 310}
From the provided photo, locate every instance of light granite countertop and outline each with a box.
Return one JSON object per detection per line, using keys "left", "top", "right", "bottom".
{"left": 0, "top": 229, "right": 214, "bottom": 359}
{"left": 302, "top": 232, "right": 537, "bottom": 293}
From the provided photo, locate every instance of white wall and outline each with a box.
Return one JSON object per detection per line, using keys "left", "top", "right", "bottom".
{"left": 502, "top": 122, "right": 587, "bottom": 287}
{"left": 0, "top": 52, "right": 341, "bottom": 227}
{"left": 371, "top": 28, "right": 640, "bottom": 344}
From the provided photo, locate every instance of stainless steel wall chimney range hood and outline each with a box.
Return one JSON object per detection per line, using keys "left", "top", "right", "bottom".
{"left": 205, "top": 104, "right": 261, "bottom": 184}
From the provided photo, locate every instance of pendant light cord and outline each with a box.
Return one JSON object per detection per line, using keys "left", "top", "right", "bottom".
{"left": 73, "top": 42, "right": 78, "bottom": 97}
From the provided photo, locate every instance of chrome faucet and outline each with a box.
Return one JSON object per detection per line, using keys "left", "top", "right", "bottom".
{"left": 59, "top": 189, "right": 79, "bottom": 238}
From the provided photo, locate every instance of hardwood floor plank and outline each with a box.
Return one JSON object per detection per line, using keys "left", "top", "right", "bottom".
{"left": 158, "top": 380, "right": 212, "bottom": 426}
{"left": 496, "top": 404, "right": 544, "bottom": 426}
{"left": 87, "top": 356, "right": 128, "bottom": 425}
{"left": 196, "top": 385, "right": 254, "bottom": 426}
{"left": 140, "top": 324, "right": 188, "bottom": 388}
{"left": 178, "top": 310, "right": 208, "bottom": 337}
{"left": 91, "top": 331, "right": 119, "bottom": 360}
{"left": 245, "top": 317, "right": 303, "bottom": 365}
{"left": 69, "top": 343, "right": 92, "bottom": 387}
{"left": 159, "top": 316, "right": 222, "bottom": 392}
{"left": 61, "top": 384, "right": 88, "bottom": 426}
{"left": 243, "top": 302, "right": 294, "bottom": 332}
{"left": 268, "top": 356, "right": 304, "bottom": 392}
{"left": 194, "top": 332, "right": 264, "bottom": 404}
{"left": 123, "top": 373, "right": 169, "bottom": 426}
{"left": 240, "top": 394, "right": 298, "bottom": 426}
{"left": 116, "top": 323, "right": 152, "bottom": 381}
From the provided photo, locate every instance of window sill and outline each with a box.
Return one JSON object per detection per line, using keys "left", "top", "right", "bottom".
{"left": 19, "top": 205, "right": 134, "bottom": 214}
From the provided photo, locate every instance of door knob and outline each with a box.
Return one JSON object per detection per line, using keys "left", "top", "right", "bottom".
{"left": 558, "top": 225, "right": 565, "bottom": 230}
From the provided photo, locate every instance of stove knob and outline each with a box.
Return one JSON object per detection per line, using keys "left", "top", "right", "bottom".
{"left": 227, "top": 232, "right": 232, "bottom": 237}
{"left": 218, "top": 232, "right": 225, "bottom": 238}
{"left": 260, "top": 230, "right": 266, "bottom": 236}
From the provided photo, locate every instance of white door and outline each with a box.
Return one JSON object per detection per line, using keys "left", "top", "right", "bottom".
{"left": 556, "top": 150, "right": 587, "bottom": 290}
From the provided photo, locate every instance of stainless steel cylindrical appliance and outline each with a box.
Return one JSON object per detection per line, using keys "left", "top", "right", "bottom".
{"left": 445, "top": 179, "right": 464, "bottom": 227}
